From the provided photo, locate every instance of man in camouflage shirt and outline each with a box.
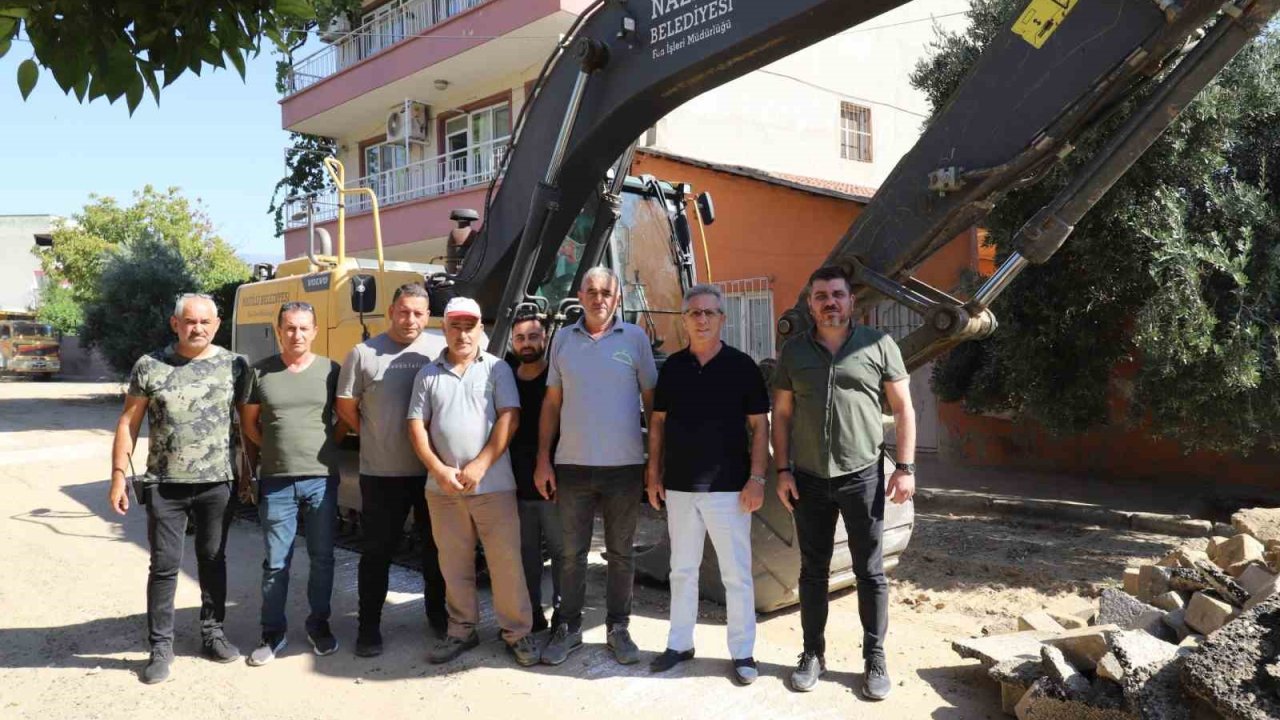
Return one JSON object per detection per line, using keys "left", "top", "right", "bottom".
{"left": 109, "top": 293, "right": 249, "bottom": 684}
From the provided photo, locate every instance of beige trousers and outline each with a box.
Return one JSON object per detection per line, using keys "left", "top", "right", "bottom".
{"left": 427, "top": 490, "right": 532, "bottom": 643}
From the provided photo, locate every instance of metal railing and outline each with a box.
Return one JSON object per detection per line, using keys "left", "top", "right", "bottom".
{"left": 284, "top": 0, "right": 490, "bottom": 96}
{"left": 285, "top": 138, "right": 508, "bottom": 228}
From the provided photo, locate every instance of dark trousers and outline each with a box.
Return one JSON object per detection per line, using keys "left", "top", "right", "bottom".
{"left": 144, "top": 481, "right": 233, "bottom": 650}
{"left": 357, "top": 475, "right": 446, "bottom": 630}
{"left": 794, "top": 463, "right": 887, "bottom": 660}
{"left": 556, "top": 465, "right": 644, "bottom": 631}
{"left": 518, "top": 499, "right": 564, "bottom": 623}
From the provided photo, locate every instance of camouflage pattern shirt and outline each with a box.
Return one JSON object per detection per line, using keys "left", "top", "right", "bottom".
{"left": 127, "top": 345, "right": 249, "bottom": 484}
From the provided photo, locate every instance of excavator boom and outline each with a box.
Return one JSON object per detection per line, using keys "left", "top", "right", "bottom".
{"left": 458, "top": 0, "right": 1278, "bottom": 365}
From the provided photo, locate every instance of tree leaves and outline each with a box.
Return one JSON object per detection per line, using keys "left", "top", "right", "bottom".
{"left": 16, "top": 57, "right": 36, "bottom": 98}
{"left": 5, "top": 1, "right": 358, "bottom": 111}
{"left": 920, "top": 0, "right": 1280, "bottom": 455}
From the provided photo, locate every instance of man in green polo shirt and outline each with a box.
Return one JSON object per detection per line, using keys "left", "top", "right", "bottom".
{"left": 772, "top": 266, "right": 917, "bottom": 701}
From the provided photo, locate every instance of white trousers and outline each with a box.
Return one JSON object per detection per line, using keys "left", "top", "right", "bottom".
{"left": 665, "top": 490, "right": 756, "bottom": 659}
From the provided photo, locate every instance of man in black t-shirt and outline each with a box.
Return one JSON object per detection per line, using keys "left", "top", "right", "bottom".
{"left": 645, "top": 284, "right": 770, "bottom": 685}
{"left": 508, "top": 312, "right": 562, "bottom": 633}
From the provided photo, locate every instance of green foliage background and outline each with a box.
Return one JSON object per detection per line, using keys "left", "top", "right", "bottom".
{"left": 915, "top": 1, "right": 1280, "bottom": 455}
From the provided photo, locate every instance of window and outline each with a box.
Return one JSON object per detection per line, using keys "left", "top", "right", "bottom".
{"left": 362, "top": 141, "right": 411, "bottom": 205}
{"left": 716, "top": 278, "right": 774, "bottom": 361}
{"left": 840, "top": 102, "right": 872, "bottom": 162}
{"left": 442, "top": 101, "right": 511, "bottom": 190}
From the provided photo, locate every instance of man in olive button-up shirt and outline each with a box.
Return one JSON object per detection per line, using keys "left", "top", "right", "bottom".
{"left": 772, "top": 266, "right": 917, "bottom": 702}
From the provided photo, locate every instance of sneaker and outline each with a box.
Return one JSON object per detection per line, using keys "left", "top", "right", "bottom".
{"left": 306, "top": 622, "right": 339, "bottom": 656}
{"left": 202, "top": 635, "right": 241, "bottom": 664}
{"left": 649, "top": 648, "right": 695, "bottom": 673}
{"left": 141, "top": 646, "right": 173, "bottom": 684}
{"left": 863, "top": 656, "right": 891, "bottom": 701}
{"left": 428, "top": 631, "right": 480, "bottom": 664}
{"left": 247, "top": 633, "right": 287, "bottom": 667}
{"left": 539, "top": 623, "right": 583, "bottom": 666}
{"left": 790, "top": 652, "right": 825, "bottom": 692}
{"left": 506, "top": 635, "right": 541, "bottom": 667}
{"left": 355, "top": 627, "right": 383, "bottom": 658}
{"left": 606, "top": 626, "right": 640, "bottom": 665}
{"left": 733, "top": 657, "right": 759, "bottom": 685}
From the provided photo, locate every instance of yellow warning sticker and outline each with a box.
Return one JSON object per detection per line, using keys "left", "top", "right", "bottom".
{"left": 1012, "top": 0, "right": 1078, "bottom": 49}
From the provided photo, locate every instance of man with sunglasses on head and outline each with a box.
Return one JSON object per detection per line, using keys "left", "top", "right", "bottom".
{"left": 336, "top": 283, "right": 449, "bottom": 657}
{"left": 108, "top": 292, "right": 249, "bottom": 684}
{"left": 239, "top": 301, "right": 342, "bottom": 666}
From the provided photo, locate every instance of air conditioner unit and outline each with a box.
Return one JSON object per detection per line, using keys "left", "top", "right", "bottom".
{"left": 386, "top": 102, "right": 431, "bottom": 144}
{"left": 318, "top": 15, "right": 352, "bottom": 43}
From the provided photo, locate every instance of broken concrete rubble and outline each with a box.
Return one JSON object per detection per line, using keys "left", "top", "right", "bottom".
{"left": 1138, "top": 565, "right": 1173, "bottom": 603}
{"left": 1099, "top": 589, "right": 1173, "bottom": 641}
{"left": 1182, "top": 594, "right": 1280, "bottom": 720}
{"left": 1042, "top": 625, "right": 1121, "bottom": 671}
{"left": 1158, "top": 547, "right": 1210, "bottom": 570}
{"left": 1152, "top": 591, "right": 1185, "bottom": 612}
{"left": 1019, "top": 610, "right": 1067, "bottom": 633}
{"left": 1215, "top": 535, "right": 1265, "bottom": 574}
{"left": 1014, "top": 677, "right": 1135, "bottom": 720}
{"left": 1163, "top": 608, "right": 1192, "bottom": 641}
{"left": 1185, "top": 592, "right": 1235, "bottom": 635}
{"left": 1230, "top": 507, "right": 1280, "bottom": 545}
{"left": 1042, "top": 645, "right": 1092, "bottom": 699}
{"left": 952, "top": 630, "right": 1058, "bottom": 669}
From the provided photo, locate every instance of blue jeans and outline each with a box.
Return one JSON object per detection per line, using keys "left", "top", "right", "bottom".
{"left": 259, "top": 475, "right": 338, "bottom": 636}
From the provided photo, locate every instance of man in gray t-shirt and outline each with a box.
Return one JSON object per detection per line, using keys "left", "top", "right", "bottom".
{"left": 335, "top": 283, "right": 448, "bottom": 657}
{"left": 536, "top": 267, "right": 658, "bottom": 667}
{"left": 407, "top": 296, "right": 536, "bottom": 667}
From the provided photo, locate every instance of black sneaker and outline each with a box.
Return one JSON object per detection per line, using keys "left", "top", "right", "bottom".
{"left": 355, "top": 627, "right": 383, "bottom": 658}
{"left": 863, "top": 656, "right": 891, "bottom": 701}
{"left": 539, "top": 623, "right": 583, "bottom": 666}
{"left": 141, "top": 646, "right": 173, "bottom": 684}
{"left": 428, "top": 631, "right": 480, "bottom": 664}
{"left": 247, "top": 633, "right": 287, "bottom": 667}
{"left": 649, "top": 648, "right": 695, "bottom": 673}
{"left": 790, "top": 652, "right": 825, "bottom": 692}
{"left": 307, "top": 622, "right": 339, "bottom": 656}
{"left": 202, "top": 635, "right": 241, "bottom": 663}
{"left": 606, "top": 626, "right": 640, "bottom": 665}
{"left": 733, "top": 657, "right": 759, "bottom": 685}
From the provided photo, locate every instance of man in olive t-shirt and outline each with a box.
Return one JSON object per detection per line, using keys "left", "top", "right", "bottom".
{"left": 240, "top": 301, "right": 341, "bottom": 666}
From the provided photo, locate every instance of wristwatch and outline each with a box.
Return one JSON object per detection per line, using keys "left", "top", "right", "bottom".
{"left": 895, "top": 461, "right": 916, "bottom": 475}
{"left": 749, "top": 474, "right": 767, "bottom": 486}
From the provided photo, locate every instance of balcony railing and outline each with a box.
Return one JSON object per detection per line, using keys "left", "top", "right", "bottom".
{"left": 284, "top": 0, "right": 490, "bottom": 96}
{"left": 286, "top": 138, "right": 508, "bottom": 228}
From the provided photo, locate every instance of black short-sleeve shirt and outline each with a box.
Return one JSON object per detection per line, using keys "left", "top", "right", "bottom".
{"left": 507, "top": 360, "right": 557, "bottom": 501}
{"left": 653, "top": 344, "right": 770, "bottom": 493}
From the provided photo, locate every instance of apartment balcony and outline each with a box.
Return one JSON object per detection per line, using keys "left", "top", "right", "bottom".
{"left": 281, "top": 0, "right": 593, "bottom": 136}
{"left": 282, "top": 139, "right": 507, "bottom": 260}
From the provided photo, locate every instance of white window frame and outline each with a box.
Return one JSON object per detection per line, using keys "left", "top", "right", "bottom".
{"left": 840, "top": 101, "right": 873, "bottom": 163}
{"left": 716, "top": 278, "right": 775, "bottom": 362}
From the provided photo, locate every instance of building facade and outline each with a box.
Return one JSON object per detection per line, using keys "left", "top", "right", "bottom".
{"left": 0, "top": 215, "right": 55, "bottom": 314}
{"left": 277, "top": 0, "right": 970, "bottom": 262}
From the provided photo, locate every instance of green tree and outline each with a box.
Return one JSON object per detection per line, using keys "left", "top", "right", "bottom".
{"left": 2, "top": 0, "right": 358, "bottom": 113}
{"left": 915, "top": 2, "right": 1280, "bottom": 454}
{"left": 37, "top": 186, "right": 249, "bottom": 306}
{"left": 34, "top": 282, "right": 83, "bottom": 335}
{"left": 268, "top": 132, "right": 336, "bottom": 237}
{"left": 81, "top": 238, "right": 200, "bottom": 376}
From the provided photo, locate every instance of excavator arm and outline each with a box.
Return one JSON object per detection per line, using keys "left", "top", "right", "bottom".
{"left": 457, "top": 0, "right": 1278, "bottom": 364}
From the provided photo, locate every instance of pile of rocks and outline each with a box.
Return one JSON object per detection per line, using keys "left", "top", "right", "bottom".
{"left": 951, "top": 507, "right": 1280, "bottom": 719}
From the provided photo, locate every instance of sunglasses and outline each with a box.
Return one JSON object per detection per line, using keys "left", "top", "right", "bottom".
{"left": 683, "top": 309, "right": 723, "bottom": 320}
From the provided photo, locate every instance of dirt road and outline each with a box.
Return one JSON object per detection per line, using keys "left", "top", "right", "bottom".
{"left": 0, "top": 379, "right": 1189, "bottom": 719}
